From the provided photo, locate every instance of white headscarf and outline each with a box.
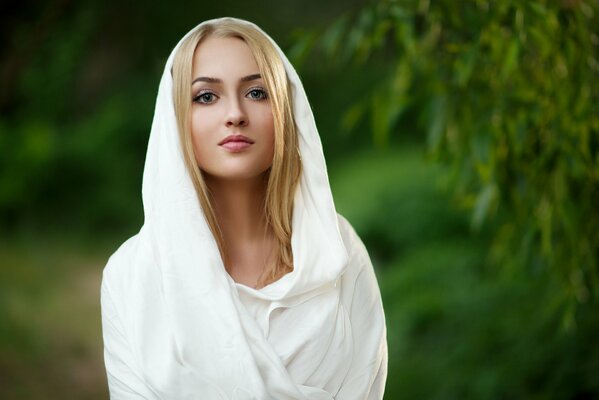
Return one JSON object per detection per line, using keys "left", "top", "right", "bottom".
{"left": 101, "top": 17, "right": 387, "bottom": 400}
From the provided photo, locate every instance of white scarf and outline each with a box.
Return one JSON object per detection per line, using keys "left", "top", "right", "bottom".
{"left": 101, "top": 17, "right": 387, "bottom": 400}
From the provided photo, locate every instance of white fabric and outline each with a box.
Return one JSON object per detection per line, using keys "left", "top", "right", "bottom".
{"left": 100, "top": 16, "right": 387, "bottom": 400}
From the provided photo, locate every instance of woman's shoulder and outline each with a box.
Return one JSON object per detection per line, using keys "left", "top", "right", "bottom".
{"left": 335, "top": 212, "right": 376, "bottom": 292}
{"left": 336, "top": 212, "right": 370, "bottom": 266}
{"left": 335, "top": 213, "right": 384, "bottom": 317}
{"left": 102, "top": 233, "right": 144, "bottom": 294}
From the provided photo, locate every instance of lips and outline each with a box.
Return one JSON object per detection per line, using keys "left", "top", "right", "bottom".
{"left": 218, "top": 134, "right": 254, "bottom": 152}
{"left": 218, "top": 135, "right": 255, "bottom": 145}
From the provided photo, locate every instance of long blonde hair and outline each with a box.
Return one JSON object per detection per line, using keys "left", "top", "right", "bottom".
{"left": 172, "top": 20, "right": 302, "bottom": 288}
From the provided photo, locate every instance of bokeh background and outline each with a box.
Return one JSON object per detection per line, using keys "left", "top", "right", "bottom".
{"left": 1, "top": 0, "right": 598, "bottom": 398}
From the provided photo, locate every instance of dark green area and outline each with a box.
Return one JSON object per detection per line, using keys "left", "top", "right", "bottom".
{"left": 332, "top": 149, "right": 599, "bottom": 399}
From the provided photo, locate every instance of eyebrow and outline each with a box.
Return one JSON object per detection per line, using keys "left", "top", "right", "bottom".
{"left": 192, "top": 73, "right": 262, "bottom": 85}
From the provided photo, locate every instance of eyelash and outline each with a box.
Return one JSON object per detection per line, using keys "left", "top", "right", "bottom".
{"left": 192, "top": 87, "right": 268, "bottom": 104}
{"left": 247, "top": 87, "right": 268, "bottom": 101}
{"left": 193, "top": 90, "right": 217, "bottom": 104}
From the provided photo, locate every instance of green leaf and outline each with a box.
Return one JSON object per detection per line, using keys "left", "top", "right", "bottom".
{"left": 501, "top": 40, "right": 520, "bottom": 81}
{"left": 426, "top": 94, "right": 447, "bottom": 152}
{"left": 341, "top": 101, "right": 367, "bottom": 133}
{"left": 471, "top": 183, "right": 497, "bottom": 230}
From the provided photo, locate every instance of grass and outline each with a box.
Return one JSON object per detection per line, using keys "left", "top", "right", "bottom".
{"left": 0, "top": 238, "right": 108, "bottom": 399}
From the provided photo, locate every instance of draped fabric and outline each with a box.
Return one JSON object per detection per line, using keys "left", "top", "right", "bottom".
{"left": 100, "top": 17, "right": 387, "bottom": 400}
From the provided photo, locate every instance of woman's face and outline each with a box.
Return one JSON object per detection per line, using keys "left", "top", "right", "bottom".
{"left": 190, "top": 36, "right": 275, "bottom": 182}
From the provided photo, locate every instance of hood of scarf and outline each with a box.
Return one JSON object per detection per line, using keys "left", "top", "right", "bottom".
{"left": 143, "top": 16, "right": 348, "bottom": 302}
{"left": 109, "top": 17, "right": 350, "bottom": 399}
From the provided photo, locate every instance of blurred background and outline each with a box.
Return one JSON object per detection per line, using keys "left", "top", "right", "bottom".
{"left": 1, "top": 0, "right": 598, "bottom": 398}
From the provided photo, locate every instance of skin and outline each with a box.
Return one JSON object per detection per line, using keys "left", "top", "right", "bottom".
{"left": 191, "top": 36, "right": 276, "bottom": 289}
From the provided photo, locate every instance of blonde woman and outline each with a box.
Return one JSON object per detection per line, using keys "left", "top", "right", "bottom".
{"left": 100, "top": 17, "right": 387, "bottom": 399}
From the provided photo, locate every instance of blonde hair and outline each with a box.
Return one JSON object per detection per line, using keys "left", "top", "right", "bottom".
{"left": 172, "top": 20, "right": 302, "bottom": 288}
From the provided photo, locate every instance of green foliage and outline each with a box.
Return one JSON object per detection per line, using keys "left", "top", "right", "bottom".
{"left": 297, "top": 0, "right": 599, "bottom": 309}
{"left": 331, "top": 148, "right": 599, "bottom": 399}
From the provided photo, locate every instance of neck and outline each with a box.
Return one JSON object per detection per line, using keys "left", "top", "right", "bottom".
{"left": 204, "top": 173, "right": 270, "bottom": 245}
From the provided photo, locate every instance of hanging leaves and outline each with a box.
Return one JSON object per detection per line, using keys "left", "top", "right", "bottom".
{"left": 299, "top": 0, "right": 599, "bottom": 308}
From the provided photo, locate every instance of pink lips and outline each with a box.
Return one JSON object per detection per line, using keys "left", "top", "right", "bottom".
{"left": 218, "top": 134, "right": 254, "bottom": 152}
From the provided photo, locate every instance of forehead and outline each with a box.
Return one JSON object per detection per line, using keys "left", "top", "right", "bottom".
{"left": 192, "top": 36, "right": 259, "bottom": 77}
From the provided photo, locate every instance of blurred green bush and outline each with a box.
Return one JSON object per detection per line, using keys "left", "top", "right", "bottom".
{"left": 331, "top": 148, "right": 599, "bottom": 399}
{"left": 295, "top": 0, "right": 599, "bottom": 316}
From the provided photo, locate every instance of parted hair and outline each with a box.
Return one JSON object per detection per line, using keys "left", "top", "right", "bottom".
{"left": 171, "top": 20, "right": 302, "bottom": 288}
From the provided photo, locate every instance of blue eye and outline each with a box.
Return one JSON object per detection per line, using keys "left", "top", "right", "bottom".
{"left": 247, "top": 88, "right": 268, "bottom": 100}
{"left": 193, "top": 91, "right": 217, "bottom": 104}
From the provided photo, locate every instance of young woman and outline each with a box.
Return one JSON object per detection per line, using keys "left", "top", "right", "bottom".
{"left": 101, "top": 17, "right": 387, "bottom": 399}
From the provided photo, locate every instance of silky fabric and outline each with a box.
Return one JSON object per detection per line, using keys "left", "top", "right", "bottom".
{"left": 100, "top": 17, "right": 387, "bottom": 400}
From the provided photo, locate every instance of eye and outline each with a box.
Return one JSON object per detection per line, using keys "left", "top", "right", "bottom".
{"left": 246, "top": 87, "right": 268, "bottom": 101}
{"left": 193, "top": 90, "right": 218, "bottom": 104}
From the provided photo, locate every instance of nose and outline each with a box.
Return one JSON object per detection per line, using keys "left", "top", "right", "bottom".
{"left": 225, "top": 99, "right": 248, "bottom": 127}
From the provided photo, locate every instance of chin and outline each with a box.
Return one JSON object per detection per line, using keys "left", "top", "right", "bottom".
{"left": 201, "top": 166, "right": 271, "bottom": 182}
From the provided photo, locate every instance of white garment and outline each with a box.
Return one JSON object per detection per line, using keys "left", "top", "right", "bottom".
{"left": 101, "top": 16, "right": 387, "bottom": 400}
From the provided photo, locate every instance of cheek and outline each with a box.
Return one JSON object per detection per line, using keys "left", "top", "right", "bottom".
{"left": 190, "top": 112, "right": 213, "bottom": 165}
{"left": 262, "top": 139, "right": 275, "bottom": 171}
{"left": 262, "top": 111, "right": 276, "bottom": 160}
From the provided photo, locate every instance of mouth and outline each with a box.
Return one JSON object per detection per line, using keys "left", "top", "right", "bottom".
{"left": 219, "top": 134, "right": 255, "bottom": 152}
